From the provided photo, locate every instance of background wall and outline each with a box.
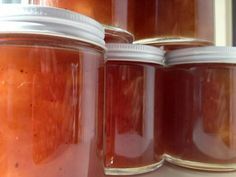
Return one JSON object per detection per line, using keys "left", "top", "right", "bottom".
{"left": 215, "top": 0, "right": 232, "bottom": 46}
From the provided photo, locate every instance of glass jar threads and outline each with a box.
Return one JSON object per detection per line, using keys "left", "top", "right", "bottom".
{"left": 163, "top": 47, "right": 236, "bottom": 171}
{"left": 104, "top": 44, "right": 164, "bottom": 175}
{"left": 0, "top": 5, "right": 105, "bottom": 177}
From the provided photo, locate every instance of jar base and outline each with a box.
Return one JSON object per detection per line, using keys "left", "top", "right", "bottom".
{"left": 165, "top": 154, "right": 236, "bottom": 172}
{"left": 134, "top": 37, "right": 214, "bottom": 50}
{"left": 104, "top": 160, "right": 164, "bottom": 176}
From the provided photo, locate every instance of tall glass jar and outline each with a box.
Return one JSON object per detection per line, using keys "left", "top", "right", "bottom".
{"left": 134, "top": 0, "right": 215, "bottom": 50}
{"left": 0, "top": 5, "right": 105, "bottom": 177}
{"left": 163, "top": 47, "right": 236, "bottom": 171}
{"left": 104, "top": 44, "right": 164, "bottom": 175}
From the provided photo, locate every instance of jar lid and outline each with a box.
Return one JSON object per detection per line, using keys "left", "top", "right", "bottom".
{"left": 166, "top": 46, "right": 236, "bottom": 65}
{"left": 104, "top": 25, "right": 134, "bottom": 43}
{"left": 106, "top": 44, "right": 164, "bottom": 65}
{"left": 0, "top": 5, "right": 105, "bottom": 49}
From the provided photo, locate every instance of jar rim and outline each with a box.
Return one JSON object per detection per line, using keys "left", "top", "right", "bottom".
{"left": 106, "top": 43, "right": 164, "bottom": 65}
{"left": 166, "top": 46, "right": 236, "bottom": 65}
{"left": 0, "top": 5, "right": 105, "bottom": 49}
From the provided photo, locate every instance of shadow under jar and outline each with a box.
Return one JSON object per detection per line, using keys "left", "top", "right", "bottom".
{"left": 24, "top": 0, "right": 135, "bottom": 43}
{"left": 0, "top": 5, "right": 105, "bottom": 177}
{"left": 133, "top": 0, "right": 215, "bottom": 50}
{"left": 163, "top": 47, "right": 236, "bottom": 171}
{"left": 104, "top": 44, "right": 164, "bottom": 175}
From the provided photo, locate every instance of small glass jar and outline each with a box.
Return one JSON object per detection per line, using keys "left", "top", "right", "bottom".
{"left": 164, "top": 47, "right": 236, "bottom": 171}
{"left": 6, "top": 0, "right": 135, "bottom": 43}
{"left": 0, "top": 5, "right": 105, "bottom": 177}
{"left": 133, "top": 0, "right": 215, "bottom": 49}
{"left": 104, "top": 44, "right": 164, "bottom": 175}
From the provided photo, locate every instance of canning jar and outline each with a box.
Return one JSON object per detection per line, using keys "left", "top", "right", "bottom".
{"left": 163, "top": 47, "right": 236, "bottom": 171}
{"left": 0, "top": 5, "right": 105, "bottom": 177}
{"left": 8, "top": 0, "right": 135, "bottom": 43}
{"left": 134, "top": 0, "right": 215, "bottom": 50}
{"left": 105, "top": 44, "right": 164, "bottom": 175}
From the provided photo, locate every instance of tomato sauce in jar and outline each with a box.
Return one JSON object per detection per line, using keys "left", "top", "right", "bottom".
{"left": 0, "top": 6, "right": 105, "bottom": 177}
{"left": 163, "top": 47, "right": 236, "bottom": 171}
{"left": 134, "top": 0, "right": 214, "bottom": 48}
{"left": 104, "top": 44, "right": 164, "bottom": 175}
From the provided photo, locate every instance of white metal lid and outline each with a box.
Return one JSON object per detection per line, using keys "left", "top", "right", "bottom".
{"left": 106, "top": 44, "right": 164, "bottom": 65}
{"left": 0, "top": 5, "right": 105, "bottom": 49}
{"left": 166, "top": 46, "right": 236, "bottom": 65}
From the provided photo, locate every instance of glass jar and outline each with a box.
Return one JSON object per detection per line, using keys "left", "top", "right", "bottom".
{"left": 4, "top": 0, "right": 135, "bottom": 43}
{"left": 133, "top": 0, "right": 215, "bottom": 50}
{"left": 104, "top": 44, "right": 164, "bottom": 175}
{"left": 0, "top": 5, "right": 105, "bottom": 177}
{"left": 164, "top": 47, "right": 236, "bottom": 171}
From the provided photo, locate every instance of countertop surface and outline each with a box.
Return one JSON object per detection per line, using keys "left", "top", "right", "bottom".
{"left": 106, "top": 163, "right": 236, "bottom": 177}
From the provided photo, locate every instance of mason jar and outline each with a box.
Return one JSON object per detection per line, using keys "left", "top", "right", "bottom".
{"left": 134, "top": 0, "right": 215, "bottom": 50}
{"left": 104, "top": 44, "right": 164, "bottom": 175}
{"left": 0, "top": 5, "right": 105, "bottom": 177}
{"left": 163, "top": 47, "right": 236, "bottom": 171}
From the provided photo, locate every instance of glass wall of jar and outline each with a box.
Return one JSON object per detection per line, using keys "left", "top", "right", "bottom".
{"left": 3, "top": 0, "right": 135, "bottom": 43}
{"left": 133, "top": 0, "right": 215, "bottom": 50}
{"left": 104, "top": 44, "right": 164, "bottom": 175}
{"left": 163, "top": 47, "right": 236, "bottom": 171}
{"left": 0, "top": 5, "right": 105, "bottom": 177}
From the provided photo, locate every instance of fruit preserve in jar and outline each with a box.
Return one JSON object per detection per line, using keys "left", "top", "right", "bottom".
{"left": 134, "top": 0, "right": 215, "bottom": 49}
{"left": 163, "top": 47, "right": 236, "bottom": 171}
{"left": 105, "top": 44, "right": 164, "bottom": 175}
{"left": 0, "top": 5, "right": 105, "bottom": 177}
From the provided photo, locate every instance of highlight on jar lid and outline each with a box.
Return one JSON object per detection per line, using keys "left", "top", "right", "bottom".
{"left": 0, "top": 5, "right": 105, "bottom": 49}
{"left": 106, "top": 43, "right": 165, "bottom": 65}
{"left": 166, "top": 46, "right": 236, "bottom": 65}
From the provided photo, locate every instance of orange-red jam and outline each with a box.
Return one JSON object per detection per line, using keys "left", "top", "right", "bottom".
{"left": 0, "top": 35, "right": 104, "bottom": 177}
